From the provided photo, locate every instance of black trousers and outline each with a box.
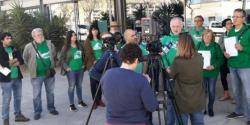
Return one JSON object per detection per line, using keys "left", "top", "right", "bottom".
{"left": 220, "top": 58, "right": 230, "bottom": 91}
{"left": 90, "top": 77, "right": 102, "bottom": 101}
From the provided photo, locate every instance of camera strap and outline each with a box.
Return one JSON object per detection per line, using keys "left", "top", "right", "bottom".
{"left": 31, "top": 41, "right": 51, "bottom": 69}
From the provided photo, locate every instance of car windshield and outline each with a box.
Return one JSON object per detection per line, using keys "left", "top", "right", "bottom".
{"left": 211, "top": 22, "right": 223, "bottom": 28}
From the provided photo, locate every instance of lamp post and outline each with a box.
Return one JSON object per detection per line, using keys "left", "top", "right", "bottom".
{"left": 114, "top": 0, "right": 127, "bottom": 33}
{"left": 242, "top": 0, "right": 246, "bottom": 10}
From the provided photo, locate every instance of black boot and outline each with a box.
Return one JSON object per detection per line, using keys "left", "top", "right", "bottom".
{"left": 3, "top": 119, "right": 9, "bottom": 125}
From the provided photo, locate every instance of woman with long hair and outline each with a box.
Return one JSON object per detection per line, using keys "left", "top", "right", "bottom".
{"left": 83, "top": 24, "right": 104, "bottom": 109}
{"left": 218, "top": 18, "right": 233, "bottom": 101}
{"left": 59, "top": 30, "right": 87, "bottom": 111}
{"left": 168, "top": 32, "right": 205, "bottom": 125}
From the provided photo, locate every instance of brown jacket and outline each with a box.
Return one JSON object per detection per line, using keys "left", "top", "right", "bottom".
{"left": 83, "top": 39, "right": 95, "bottom": 70}
{"left": 170, "top": 53, "right": 205, "bottom": 113}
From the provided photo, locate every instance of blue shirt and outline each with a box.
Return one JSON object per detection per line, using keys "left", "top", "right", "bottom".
{"left": 100, "top": 68, "right": 158, "bottom": 124}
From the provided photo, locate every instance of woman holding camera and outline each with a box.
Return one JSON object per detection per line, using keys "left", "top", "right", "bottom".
{"left": 168, "top": 32, "right": 205, "bottom": 125}
{"left": 83, "top": 24, "right": 104, "bottom": 109}
{"left": 197, "top": 29, "right": 223, "bottom": 117}
{"left": 59, "top": 30, "right": 87, "bottom": 111}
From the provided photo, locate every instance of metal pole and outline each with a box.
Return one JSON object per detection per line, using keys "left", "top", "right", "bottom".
{"left": 40, "top": 0, "right": 44, "bottom": 14}
{"left": 108, "top": 0, "right": 112, "bottom": 22}
{"left": 184, "top": 0, "right": 187, "bottom": 28}
{"left": 242, "top": 0, "right": 246, "bottom": 10}
{"left": 114, "top": 0, "right": 127, "bottom": 33}
{"left": 73, "top": 0, "right": 80, "bottom": 39}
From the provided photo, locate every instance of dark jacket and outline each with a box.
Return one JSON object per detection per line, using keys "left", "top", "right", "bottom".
{"left": 59, "top": 44, "right": 84, "bottom": 75}
{"left": 83, "top": 39, "right": 96, "bottom": 70}
{"left": 0, "top": 43, "right": 24, "bottom": 82}
{"left": 170, "top": 53, "right": 205, "bottom": 113}
{"left": 89, "top": 50, "right": 121, "bottom": 81}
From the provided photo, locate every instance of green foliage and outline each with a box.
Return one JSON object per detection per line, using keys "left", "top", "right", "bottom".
{"left": 152, "top": 2, "right": 184, "bottom": 35}
{"left": 8, "top": 2, "right": 34, "bottom": 50}
{"left": 133, "top": 4, "right": 146, "bottom": 20}
{"left": 0, "top": 2, "right": 67, "bottom": 52}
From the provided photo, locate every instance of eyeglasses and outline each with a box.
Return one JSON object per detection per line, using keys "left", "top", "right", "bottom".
{"left": 232, "top": 16, "right": 244, "bottom": 19}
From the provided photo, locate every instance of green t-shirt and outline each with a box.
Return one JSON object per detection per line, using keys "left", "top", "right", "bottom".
{"left": 36, "top": 41, "right": 51, "bottom": 77}
{"left": 4, "top": 47, "right": 18, "bottom": 79}
{"left": 161, "top": 33, "right": 179, "bottom": 68}
{"left": 134, "top": 42, "right": 150, "bottom": 73}
{"left": 69, "top": 47, "right": 83, "bottom": 71}
{"left": 189, "top": 27, "right": 205, "bottom": 47}
{"left": 91, "top": 39, "right": 103, "bottom": 60}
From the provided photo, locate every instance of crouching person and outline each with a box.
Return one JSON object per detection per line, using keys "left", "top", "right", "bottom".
{"left": 100, "top": 43, "right": 158, "bottom": 125}
{"left": 0, "top": 33, "right": 30, "bottom": 125}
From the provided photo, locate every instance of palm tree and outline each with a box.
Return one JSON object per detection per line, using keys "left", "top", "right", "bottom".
{"left": 152, "top": 2, "right": 184, "bottom": 35}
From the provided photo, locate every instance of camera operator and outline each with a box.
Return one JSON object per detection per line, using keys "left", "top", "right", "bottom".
{"left": 113, "top": 32, "right": 125, "bottom": 50}
{"left": 100, "top": 43, "right": 158, "bottom": 125}
{"left": 161, "top": 17, "right": 184, "bottom": 125}
{"left": 89, "top": 32, "right": 122, "bottom": 109}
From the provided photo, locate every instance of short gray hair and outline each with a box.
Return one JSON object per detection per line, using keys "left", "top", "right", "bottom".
{"left": 31, "top": 28, "right": 44, "bottom": 38}
{"left": 170, "top": 17, "right": 184, "bottom": 27}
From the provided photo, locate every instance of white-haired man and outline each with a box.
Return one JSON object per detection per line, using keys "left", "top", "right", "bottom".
{"left": 161, "top": 17, "right": 185, "bottom": 125}
{"left": 23, "top": 28, "right": 59, "bottom": 120}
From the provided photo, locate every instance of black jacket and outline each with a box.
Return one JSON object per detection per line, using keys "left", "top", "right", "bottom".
{"left": 0, "top": 43, "right": 24, "bottom": 82}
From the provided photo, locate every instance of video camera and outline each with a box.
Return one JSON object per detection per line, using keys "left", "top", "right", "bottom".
{"left": 102, "top": 33, "right": 116, "bottom": 51}
{"left": 146, "top": 40, "right": 163, "bottom": 55}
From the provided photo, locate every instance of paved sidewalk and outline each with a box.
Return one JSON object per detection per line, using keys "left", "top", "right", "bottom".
{"left": 0, "top": 71, "right": 246, "bottom": 125}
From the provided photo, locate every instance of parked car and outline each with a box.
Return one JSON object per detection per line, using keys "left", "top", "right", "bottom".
{"left": 209, "top": 21, "right": 225, "bottom": 34}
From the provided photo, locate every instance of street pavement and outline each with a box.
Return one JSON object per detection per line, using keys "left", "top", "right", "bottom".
{"left": 0, "top": 70, "right": 247, "bottom": 125}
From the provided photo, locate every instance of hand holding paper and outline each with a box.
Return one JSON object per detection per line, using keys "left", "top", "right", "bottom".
{"left": 224, "top": 37, "right": 238, "bottom": 57}
{"left": 0, "top": 66, "right": 11, "bottom": 76}
{"left": 198, "top": 51, "right": 211, "bottom": 69}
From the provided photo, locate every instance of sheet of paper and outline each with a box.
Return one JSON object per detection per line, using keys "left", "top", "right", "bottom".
{"left": 0, "top": 67, "right": 11, "bottom": 76}
{"left": 198, "top": 51, "right": 211, "bottom": 69}
{"left": 224, "top": 37, "right": 238, "bottom": 57}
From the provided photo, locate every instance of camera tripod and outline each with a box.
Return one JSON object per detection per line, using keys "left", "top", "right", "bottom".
{"left": 85, "top": 50, "right": 119, "bottom": 125}
{"left": 144, "top": 53, "right": 183, "bottom": 125}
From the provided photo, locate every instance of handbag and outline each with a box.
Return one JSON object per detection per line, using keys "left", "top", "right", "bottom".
{"left": 32, "top": 41, "right": 56, "bottom": 78}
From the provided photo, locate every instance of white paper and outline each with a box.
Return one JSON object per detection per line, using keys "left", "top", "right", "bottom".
{"left": 0, "top": 67, "right": 11, "bottom": 76}
{"left": 198, "top": 51, "right": 211, "bottom": 69}
{"left": 224, "top": 37, "right": 238, "bottom": 57}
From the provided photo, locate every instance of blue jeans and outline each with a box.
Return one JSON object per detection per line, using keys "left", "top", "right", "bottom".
{"left": 230, "top": 68, "right": 250, "bottom": 120}
{"left": 66, "top": 70, "right": 84, "bottom": 105}
{"left": 166, "top": 100, "right": 176, "bottom": 125}
{"left": 181, "top": 112, "right": 204, "bottom": 125}
{"left": 31, "top": 76, "right": 56, "bottom": 115}
{"left": 203, "top": 77, "right": 217, "bottom": 111}
{"left": 1, "top": 79, "right": 22, "bottom": 120}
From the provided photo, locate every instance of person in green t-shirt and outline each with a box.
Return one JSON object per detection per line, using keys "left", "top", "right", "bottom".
{"left": 161, "top": 17, "right": 184, "bottom": 125}
{"left": 197, "top": 29, "right": 223, "bottom": 117}
{"left": 83, "top": 24, "right": 105, "bottom": 109}
{"left": 189, "top": 15, "right": 206, "bottom": 48}
{"left": 0, "top": 32, "right": 30, "bottom": 125}
{"left": 23, "top": 28, "right": 58, "bottom": 120}
{"left": 224, "top": 9, "right": 250, "bottom": 124}
{"left": 59, "top": 30, "right": 87, "bottom": 111}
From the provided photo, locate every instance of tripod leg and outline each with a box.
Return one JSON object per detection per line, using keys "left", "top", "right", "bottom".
{"left": 163, "top": 93, "right": 167, "bottom": 124}
{"left": 85, "top": 57, "right": 111, "bottom": 125}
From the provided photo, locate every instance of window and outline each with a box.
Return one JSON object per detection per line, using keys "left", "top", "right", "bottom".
{"left": 208, "top": 16, "right": 216, "bottom": 22}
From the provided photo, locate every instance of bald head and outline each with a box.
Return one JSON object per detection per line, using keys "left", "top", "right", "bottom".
{"left": 170, "top": 17, "right": 183, "bottom": 35}
{"left": 124, "top": 29, "right": 137, "bottom": 44}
